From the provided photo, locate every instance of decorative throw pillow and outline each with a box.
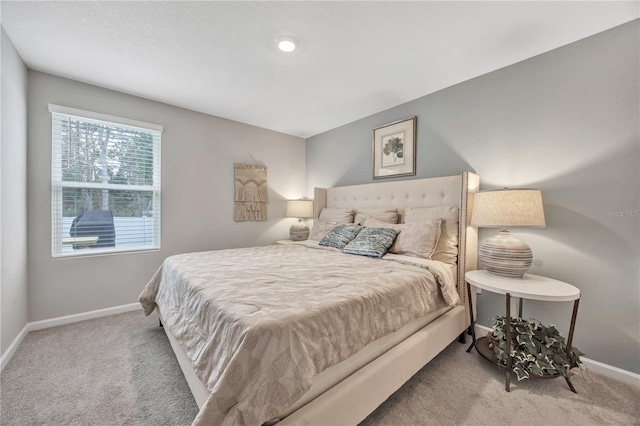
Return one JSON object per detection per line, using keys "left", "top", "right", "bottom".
{"left": 319, "top": 208, "right": 354, "bottom": 224}
{"left": 364, "top": 216, "right": 442, "bottom": 260}
{"left": 308, "top": 221, "right": 340, "bottom": 241}
{"left": 342, "top": 227, "right": 399, "bottom": 258}
{"left": 353, "top": 208, "right": 399, "bottom": 225}
{"left": 319, "top": 225, "right": 363, "bottom": 250}
{"left": 404, "top": 206, "right": 459, "bottom": 264}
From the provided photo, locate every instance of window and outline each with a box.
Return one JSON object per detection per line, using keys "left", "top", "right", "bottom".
{"left": 50, "top": 105, "right": 162, "bottom": 257}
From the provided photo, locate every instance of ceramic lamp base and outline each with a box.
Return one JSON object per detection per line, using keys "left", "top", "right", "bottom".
{"left": 289, "top": 219, "right": 309, "bottom": 241}
{"left": 479, "top": 230, "right": 532, "bottom": 278}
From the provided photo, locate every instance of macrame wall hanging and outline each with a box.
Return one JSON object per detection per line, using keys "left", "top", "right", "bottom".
{"left": 234, "top": 163, "right": 268, "bottom": 222}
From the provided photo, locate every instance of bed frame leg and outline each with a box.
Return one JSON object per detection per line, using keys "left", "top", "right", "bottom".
{"left": 457, "top": 331, "right": 466, "bottom": 343}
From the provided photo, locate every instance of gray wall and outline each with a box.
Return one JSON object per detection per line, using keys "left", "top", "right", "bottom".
{"left": 307, "top": 21, "right": 640, "bottom": 374}
{"left": 27, "top": 71, "right": 306, "bottom": 322}
{"left": 1, "top": 28, "right": 29, "bottom": 355}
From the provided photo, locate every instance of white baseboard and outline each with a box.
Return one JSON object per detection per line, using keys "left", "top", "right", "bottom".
{"left": 579, "top": 357, "right": 640, "bottom": 388}
{"left": 473, "top": 324, "right": 640, "bottom": 388}
{"left": 0, "top": 323, "right": 30, "bottom": 372}
{"left": 28, "top": 302, "right": 140, "bottom": 331}
{"left": 0, "top": 302, "right": 140, "bottom": 372}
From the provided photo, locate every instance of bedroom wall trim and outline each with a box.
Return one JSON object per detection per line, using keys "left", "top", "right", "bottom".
{"left": 0, "top": 302, "right": 140, "bottom": 372}
{"left": 0, "top": 323, "right": 29, "bottom": 372}
{"left": 474, "top": 324, "right": 640, "bottom": 388}
{"left": 27, "top": 302, "right": 141, "bottom": 331}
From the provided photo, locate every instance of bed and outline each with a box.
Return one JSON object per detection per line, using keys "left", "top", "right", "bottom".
{"left": 139, "top": 172, "right": 479, "bottom": 425}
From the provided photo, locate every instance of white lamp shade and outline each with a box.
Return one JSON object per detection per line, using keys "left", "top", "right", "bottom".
{"left": 472, "top": 188, "right": 545, "bottom": 278}
{"left": 471, "top": 189, "right": 545, "bottom": 228}
{"left": 286, "top": 200, "right": 313, "bottom": 219}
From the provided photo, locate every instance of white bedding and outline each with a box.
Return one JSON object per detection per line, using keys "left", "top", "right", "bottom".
{"left": 139, "top": 242, "right": 459, "bottom": 426}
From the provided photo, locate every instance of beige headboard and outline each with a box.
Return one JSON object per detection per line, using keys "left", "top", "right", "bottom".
{"left": 313, "top": 172, "right": 479, "bottom": 320}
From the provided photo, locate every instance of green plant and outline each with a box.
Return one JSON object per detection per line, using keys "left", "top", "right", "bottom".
{"left": 383, "top": 137, "right": 403, "bottom": 162}
{"left": 487, "top": 316, "right": 584, "bottom": 381}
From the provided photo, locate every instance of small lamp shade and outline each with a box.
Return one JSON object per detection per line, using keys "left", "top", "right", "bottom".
{"left": 286, "top": 200, "right": 313, "bottom": 241}
{"left": 471, "top": 189, "right": 545, "bottom": 278}
{"left": 286, "top": 200, "right": 314, "bottom": 219}
{"left": 471, "top": 189, "right": 545, "bottom": 228}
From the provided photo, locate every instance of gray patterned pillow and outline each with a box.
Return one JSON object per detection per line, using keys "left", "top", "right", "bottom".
{"left": 319, "top": 225, "right": 363, "bottom": 250}
{"left": 342, "top": 227, "right": 399, "bottom": 258}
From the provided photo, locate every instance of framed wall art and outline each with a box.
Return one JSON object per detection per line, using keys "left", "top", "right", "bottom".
{"left": 372, "top": 116, "right": 416, "bottom": 179}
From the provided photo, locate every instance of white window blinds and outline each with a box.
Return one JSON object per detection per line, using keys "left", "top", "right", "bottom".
{"left": 50, "top": 105, "right": 162, "bottom": 257}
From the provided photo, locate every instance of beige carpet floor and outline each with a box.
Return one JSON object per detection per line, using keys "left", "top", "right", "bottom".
{"left": 1, "top": 310, "right": 638, "bottom": 425}
{"left": 359, "top": 336, "right": 640, "bottom": 426}
{"left": 1, "top": 310, "right": 199, "bottom": 426}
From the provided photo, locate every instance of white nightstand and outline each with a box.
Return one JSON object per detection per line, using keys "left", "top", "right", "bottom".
{"left": 276, "top": 239, "right": 295, "bottom": 245}
{"left": 465, "top": 270, "right": 581, "bottom": 393}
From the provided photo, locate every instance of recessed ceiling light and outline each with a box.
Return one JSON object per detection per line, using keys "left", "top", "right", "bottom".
{"left": 276, "top": 36, "right": 297, "bottom": 53}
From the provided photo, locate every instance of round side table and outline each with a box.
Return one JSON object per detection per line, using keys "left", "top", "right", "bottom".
{"left": 465, "top": 270, "right": 581, "bottom": 393}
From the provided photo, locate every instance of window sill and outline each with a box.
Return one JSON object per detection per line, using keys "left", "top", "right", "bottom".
{"left": 52, "top": 246, "right": 160, "bottom": 259}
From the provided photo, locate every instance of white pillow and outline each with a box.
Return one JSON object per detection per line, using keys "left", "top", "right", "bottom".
{"left": 354, "top": 208, "right": 399, "bottom": 225}
{"left": 308, "top": 221, "right": 340, "bottom": 241}
{"left": 404, "top": 206, "right": 459, "bottom": 264}
{"left": 319, "top": 208, "right": 354, "bottom": 224}
{"left": 364, "top": 216, "right": 442, "bottom": 260}
{"left": 404, "top": 206, "right": 458, "bottom": 222}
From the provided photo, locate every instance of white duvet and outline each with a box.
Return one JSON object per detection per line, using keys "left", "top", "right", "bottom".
{"left": 138, "top": 242, "right": 459, "bottom": 425}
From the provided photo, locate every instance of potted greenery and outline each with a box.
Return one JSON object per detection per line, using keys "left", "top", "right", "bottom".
{"left": 487, "top": 316, "right": 584, "bottom": 381}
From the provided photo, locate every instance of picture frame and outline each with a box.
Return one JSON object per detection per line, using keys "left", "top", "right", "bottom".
{"left": 372, "top": 116, "right": 416, "bottom": 179}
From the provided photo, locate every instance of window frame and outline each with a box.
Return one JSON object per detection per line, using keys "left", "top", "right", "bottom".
{"left": 49, "top": 104, "right": 163, "bottom": 258}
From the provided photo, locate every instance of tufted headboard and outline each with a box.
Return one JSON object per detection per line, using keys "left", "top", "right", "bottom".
{"left": 313, "top": 172, "right": 479, "bottom": 321}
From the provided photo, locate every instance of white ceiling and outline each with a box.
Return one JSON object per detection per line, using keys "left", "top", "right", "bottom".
{"left": 2, "top": 1, "right": 638, "bottom": 138}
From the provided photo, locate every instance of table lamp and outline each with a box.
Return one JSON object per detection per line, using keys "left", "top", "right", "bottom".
{"left": 286, "top": 200, "right": 314, "bottom": 241}
{"left": 471, "top": 188, "right": 545, "bottom": 278}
